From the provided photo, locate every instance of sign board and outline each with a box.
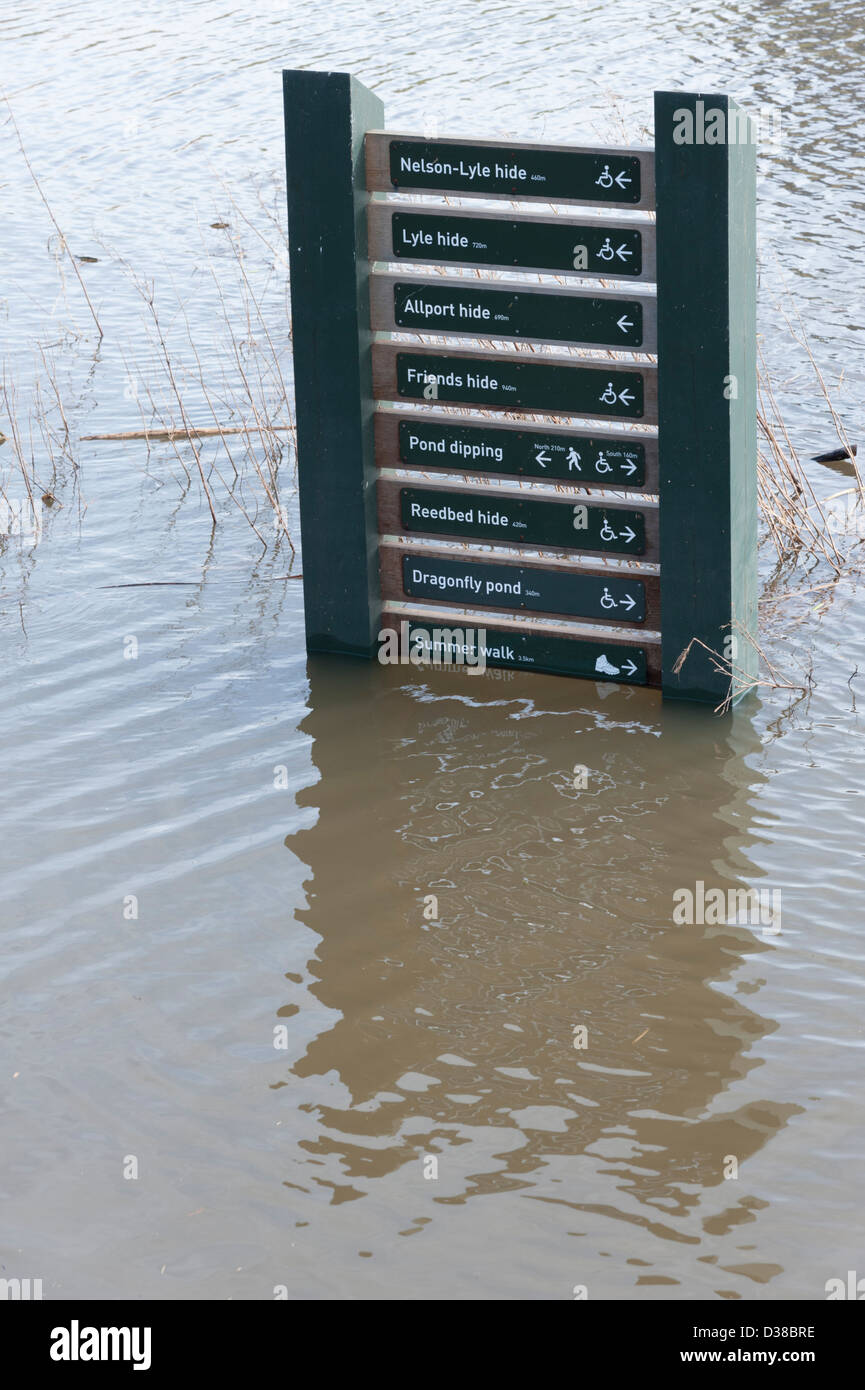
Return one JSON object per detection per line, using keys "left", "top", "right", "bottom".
{"left": 284, "top": 73, "right": 757, "bottom": 705}
{"left": 367, "top": 206, "right": 654, "bottom": 280}
{"left": 371, "top": 275, "right": 656, "bottom": 351}
{"left": 375, "top": 346, "right": 655, "bottom": 422}
{"left": 375, "top": 414, "right": 652, "bottom": 487}
{"left": 401, "top": 552, "right": 647, "bottom": 622}
{"left": 398, "top": 485, "right": 650, "bottom": 556}
{"left": 384, "top": 617, "right": 650, "bottom": 683}
{"left": 366, "top": 135, "right": 654, "bottom": 209}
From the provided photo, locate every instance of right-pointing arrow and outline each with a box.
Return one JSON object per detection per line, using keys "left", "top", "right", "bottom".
{"left": 621, "top": 659, "right": 638, "bottom": 676}
{"left": 619, "top": 526, "right": 637, "bottom": 544}
{"left": 620, "top": 594, "right": 636, "bottom": 612}
{"left": 621, "top": 459, "right": 638, "bottom": 476}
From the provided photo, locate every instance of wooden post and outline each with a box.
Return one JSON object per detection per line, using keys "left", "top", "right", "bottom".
{"left": 654, "top": 92, "right": 758, "bottom": 705}
{"left": 283, "top": 70, "right": 383, "bottom": 657}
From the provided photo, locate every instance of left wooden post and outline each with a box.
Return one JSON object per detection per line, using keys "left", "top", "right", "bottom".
{"left": 283, "top": 70, "right": 384, "bottom": 657}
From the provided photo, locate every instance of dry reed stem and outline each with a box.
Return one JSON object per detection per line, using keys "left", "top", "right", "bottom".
{"left": 2, "top": 94, "right": 104, "bottom": 340}
{"left": 673, "top": 623, "right": 811, "bottom": 715}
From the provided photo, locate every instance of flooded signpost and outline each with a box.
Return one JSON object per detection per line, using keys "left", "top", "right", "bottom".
{"left": 283, "top": 72, "right": 756, "bottom": 705}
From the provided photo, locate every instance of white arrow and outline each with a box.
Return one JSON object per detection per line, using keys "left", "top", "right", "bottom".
{"left": 535, "top": 450, "right": 550, "bottom": 468}
{"left": 617, "top": 388, "right": 634, "bottom": 406}
{"left": 619, "top": 526, "right": 637, "bottom": 545}
{"left": 621, "top": 459, "right": 638, "bottom": 476}
{"left": 614, "top": 171, "right": 632, "bottom": 189}
{"left": 621, "top": 659, "right": 638, "bottom": 676}
{"left": 616, "top": 243, "right": 633, "bottom": 261}
{"left": 616, "top": 314, "right": 634, "bottom": 334}
{"left": 620, "top": 593, "right": 637, "bottom": 612}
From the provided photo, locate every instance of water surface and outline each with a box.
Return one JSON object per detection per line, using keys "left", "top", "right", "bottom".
{"left": 1, "top": 0, "right": 864, "bottom": 1299}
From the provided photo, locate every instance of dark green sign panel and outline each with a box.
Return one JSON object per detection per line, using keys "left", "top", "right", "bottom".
{"left": 403, "top": 554, "right": 645, "bottom": 621}
{"left": 389, "top": 141, "right": 642, "bottom": 204}
{"left": 398, "top": 419, "right": 645, "bottom": 485}
{"left": 397, "top": 353, "right": 645, "bottom": 418}
{"left": 405, "top": 621, "right": 647, "bottom": 684}
{"left": 393, "top": 282, "right": 644, "bottom": 348}
{"left": 392, "top": 212, "right": 643, "bottom": 276}
{"left": 400, "top": 487, "right": 646, "bottom": 555}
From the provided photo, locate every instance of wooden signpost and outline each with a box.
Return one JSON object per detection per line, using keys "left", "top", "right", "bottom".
{"left": 283, "top": 71, "right": 757, "bottom": 705}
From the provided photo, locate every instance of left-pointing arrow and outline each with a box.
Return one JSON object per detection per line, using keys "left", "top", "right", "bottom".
{"left": 616, "top": 315, "right": 634, "bottom": 334}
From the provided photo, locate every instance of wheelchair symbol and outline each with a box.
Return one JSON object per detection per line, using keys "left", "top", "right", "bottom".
{"left": 597, "top": 237, "right": 615, "bottom": 261}
{"left": 600, "top": 382, "right": 618, "bottom": 405}
{"left": 595, "top": 451, "right": 612, "bottom": 474}
{"left": 600, "top": 519, "right": 617, "bottom": 542}
{"left": 595, "top": 165, "right": 614, "bottom": 189}
{"left": 600, "top": 587, "right": 617, "bottom": 610}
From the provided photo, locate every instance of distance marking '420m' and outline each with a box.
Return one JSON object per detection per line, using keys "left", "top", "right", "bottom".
{"left": 400, "top": 487, "right": 648, "bottom": 555}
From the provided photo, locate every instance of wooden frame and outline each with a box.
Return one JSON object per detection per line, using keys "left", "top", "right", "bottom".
{"left": 283, "top": 70, "right": 383, "bottom": 656}
{"left": 654, "top": 92, "right": 757, "bottom": 705}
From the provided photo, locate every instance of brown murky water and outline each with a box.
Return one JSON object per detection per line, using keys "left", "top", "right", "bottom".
{"left": 1, "top": 1, "right": 864, "bottom": 1299}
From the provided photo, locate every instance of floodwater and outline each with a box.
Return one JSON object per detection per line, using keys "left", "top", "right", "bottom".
{"left": 2, "top": 1, "right": 864, "bottom": 1300}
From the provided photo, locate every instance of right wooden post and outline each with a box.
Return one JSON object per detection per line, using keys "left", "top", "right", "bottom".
{"left": 654, "top": 91, "right": 758, "bottom": 706}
